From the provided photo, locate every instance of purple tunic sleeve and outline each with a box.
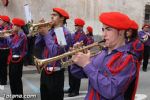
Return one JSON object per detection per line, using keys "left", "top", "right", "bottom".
{"left": 70, "top": 64, "right": 87, "bottom": 78}
{"left": 70, "top": 57, "right": 95, "bottom": 79}
{"left": 72, "top": 32, "right": 87, "bottom": 45}
{"left": 86, "top": 36, "right": 94, "bottom": 45}
{"left": 35, "top": 34, "right": 45, "bottom": 47}
{"left": 7, "top": 32, "right": 27, "bottom": 56}
{"left": 82, "top": 55, "right": 136, "bottom": 99}
{"left": 43, "top": 32, "right": 59, "bottom": 57}
{"left": 138, "top": 31, "right": 145, "bottom": 41}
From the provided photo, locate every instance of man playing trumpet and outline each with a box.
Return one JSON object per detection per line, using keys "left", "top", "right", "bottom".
{"left": 71, "top": 12, "right": 139, "bottom": 100}
{"left": 8, "top": 18, "right": 27, "bottom": 100}
{"left": 0, "top": 15, "right": 12, "bottom": 85}
{"left": 34, "top": 8, "right": 72, "bottom": 100}
{"left": 138, "top": 24, "right": 150, "bottom": 72}
{"left": 65, "top": 18, "right": 87, "bottom": 97}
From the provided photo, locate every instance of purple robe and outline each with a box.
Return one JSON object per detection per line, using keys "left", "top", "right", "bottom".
{"left": 138, "top": 30, "right": 150, "bottom": 46}
{"left": 86, "top": 35, "right": 94, "bottom": 45}
{"left": 35, "top": 26, "right": 73, "bottom": 68}
{"left": 72, "top": 29, "right": 87, "bottom": 45}
{"left": 0, "top": 25, "right": 12, "bottom": 48}
{"left": 7, "top": 32, "right": 27, "bottom": 57}
{"left": 126, "top": 39, "right": 144, "bottom": 61}
{"left": 71, "top": 44, "right": 137, "bottom": 100}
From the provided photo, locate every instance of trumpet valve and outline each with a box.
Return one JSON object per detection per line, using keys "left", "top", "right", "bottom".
{"left": 61, "top": 60, "right": 73, "bottom": 68}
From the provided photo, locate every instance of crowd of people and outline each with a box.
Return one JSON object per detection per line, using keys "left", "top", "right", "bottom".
{"left": 0, "top": 7, "right": 150, "bottom": 100}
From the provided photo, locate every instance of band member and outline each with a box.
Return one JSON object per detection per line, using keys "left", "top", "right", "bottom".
{"left": 124, "top": 20, "right": 144, "bottom": 99}
{"left": 7, "top": 18, "right": 27, "bottom": 100}
{"left": 86, "top": 26, "right": 94, "bottom": 45}
{"left": 0, "top": 15, "right": 12, "bottom": 85}
{"left": 71, "top": 12, "right": 138, "bottom": 100}
{"left": 23, "top": 20, "right": 36, "bottom": 66}
{"left": 65, "top": 18, "right": 87, "bottom": 97}
{"left": 0, "top": 15, "right": 12, "bottom": 30}
{"left": 32, "top": 19, "right": 43, "bottom": 59}
{"left": 138, "top": 24, "right": 150, "bottom": 71}
{"left": 125, "top": 20, "right": 144, "bottom": 61}
{"left": 72, "top": 18, "right": 87, "bottom": 45}
{"left": 35, "top": 8, "right": 72, "bottom": 100}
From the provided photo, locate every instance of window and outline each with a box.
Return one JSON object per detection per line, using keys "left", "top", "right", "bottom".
{"left": 144, "top": 5, "right": 150, "bottom": 24}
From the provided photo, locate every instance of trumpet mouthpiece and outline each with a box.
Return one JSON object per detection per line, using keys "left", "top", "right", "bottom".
{"left": 99, "top": 39, "right": 106, "bottom": 43}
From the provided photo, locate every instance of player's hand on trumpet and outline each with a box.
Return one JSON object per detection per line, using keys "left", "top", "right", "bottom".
{"left": 71, "top": 50, "right": 91, "bottom": 68}
{"left": 38, "top": 18, "right": 49, "bottom": 36}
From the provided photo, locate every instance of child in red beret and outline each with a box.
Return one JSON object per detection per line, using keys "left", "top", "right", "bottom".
{"left": 6, "top": 18, "right": 27, "bottom": 100}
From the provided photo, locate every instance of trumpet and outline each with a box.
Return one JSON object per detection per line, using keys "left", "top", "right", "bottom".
{"left": 29, "top": 22, "right": 53, "bottom": 36}
{"left": 0, "top": 30, "right": 12, "bottom": 37}
{"left": 61, "top": 50, "right": 102, "bottom": 68}
{"left": 142, "top": 34, "right": 149, "bottom": 42}
{"left": 34, "top": 40, "right": 105, "bottom": 73}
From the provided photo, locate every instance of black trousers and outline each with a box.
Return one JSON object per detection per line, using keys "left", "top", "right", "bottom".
{"left": 9, "top": 58, "right": 23, "bottom": 100}
{"left": 40, "top": 69, "right": 64, "bottom": 100}
{"left": 24, "top": 36, "right": 35, "bottom": 65}
{"left": 0, "top": 49, "right": 9, "bottom": 85}
{"left": 143, "top": 46, "right": 150, "bottom": 70}
{"left": 68, "top": 66, "right": 81, "bottom": 93}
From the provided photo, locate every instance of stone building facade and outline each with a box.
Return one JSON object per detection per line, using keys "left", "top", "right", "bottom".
{"left": 0, "top": 0, "right": 150, "bottom": 38}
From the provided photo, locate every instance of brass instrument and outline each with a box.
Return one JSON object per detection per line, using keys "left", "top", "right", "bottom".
{"left": 61, "top": 50, "right": 101, "bottom": 68}
{"left": 142, "top": 34, "right": 149, "bottom": 42}
{"left": 34, "top": 40, "right": 105, "bottom": 73}
{"left": 0, "top": 30, "right": 12, "bottom": 37}
{"left": 29, "top": 22, "right": 53, "bottom": 36}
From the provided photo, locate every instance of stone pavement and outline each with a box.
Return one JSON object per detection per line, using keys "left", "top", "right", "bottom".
{"left": 0, "top": 61, "right": 150, "bottom": 100}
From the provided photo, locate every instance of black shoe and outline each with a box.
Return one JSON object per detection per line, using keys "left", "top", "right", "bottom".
{"left": 142, "top": 67, "right": 147, "bottom": 72}
{"left": 0, "top": 82, "right": 7, "bottom": 85}
{"left": 24, "top": 63, "right": 29, "bottom": 66}
{"left": 64, "top": 89, "right": 71, "bottom": 93}
{"left": 68, "top": 92, "right": 79, "bottom": 97}
{"left": 143, "top": 68, "right": 147, "bottom": 72}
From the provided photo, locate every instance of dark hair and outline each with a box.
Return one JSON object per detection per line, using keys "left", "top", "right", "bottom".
{"left": 125, "top": 29, "right": 138, "bottom": 40}
{"left": 88, "top": 32, "right": 93, "bottom": 36}
{"left": 57, "top": 13, "right": 67, "bottom": 25}
{"left": 21, "top": 24, "right": 29, "bottom": 35}
{"left": 142, "top": 24, "right": 150, "bottom": 29}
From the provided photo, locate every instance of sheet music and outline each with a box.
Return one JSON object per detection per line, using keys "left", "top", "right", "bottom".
{"left": 54, "top": 27, "right": 67, "bottom": 46}
{"left": 24, "top": 4, "right": 32, "bottom": 22}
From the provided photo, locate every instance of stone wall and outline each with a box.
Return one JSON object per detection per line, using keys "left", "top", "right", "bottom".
{"left": 0, "top": 0, "right": 150, "bottom": 40}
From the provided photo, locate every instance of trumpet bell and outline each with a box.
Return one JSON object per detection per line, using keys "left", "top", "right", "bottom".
{"left": 29, "top": 22, "right": 53, "bottom": 36}
{"left": 33, "top": 40, "right": 105, "bottom": 72}
{"left": 0, "top": 30, "right": 12, "bottom": 37}
{"left": 33, "top": 56, "right": 44, "bottom": 73}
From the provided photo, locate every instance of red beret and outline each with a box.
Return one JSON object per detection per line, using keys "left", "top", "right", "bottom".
{"left": 12, "top": 18, "right": 25, "bottom": 27}
{"left": 87, "top": 26, "right": 93, "bottom": 33}
{"left": 74, "top": 18, "right": 85, "bottom": 26}
{"left": 99, "top": 12, "right": 131, "bottom": 30}
{"left": 129, "top": 20, "right": 138, "bottom": 30}
{"left": 53, "top": 8, "right": 69, "bottom": 19}
{"left": 0, "top": 15, "right": 10, "bottom": 22}
{"left": 142, "top": 24, "right": 150, "bottom": 29}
